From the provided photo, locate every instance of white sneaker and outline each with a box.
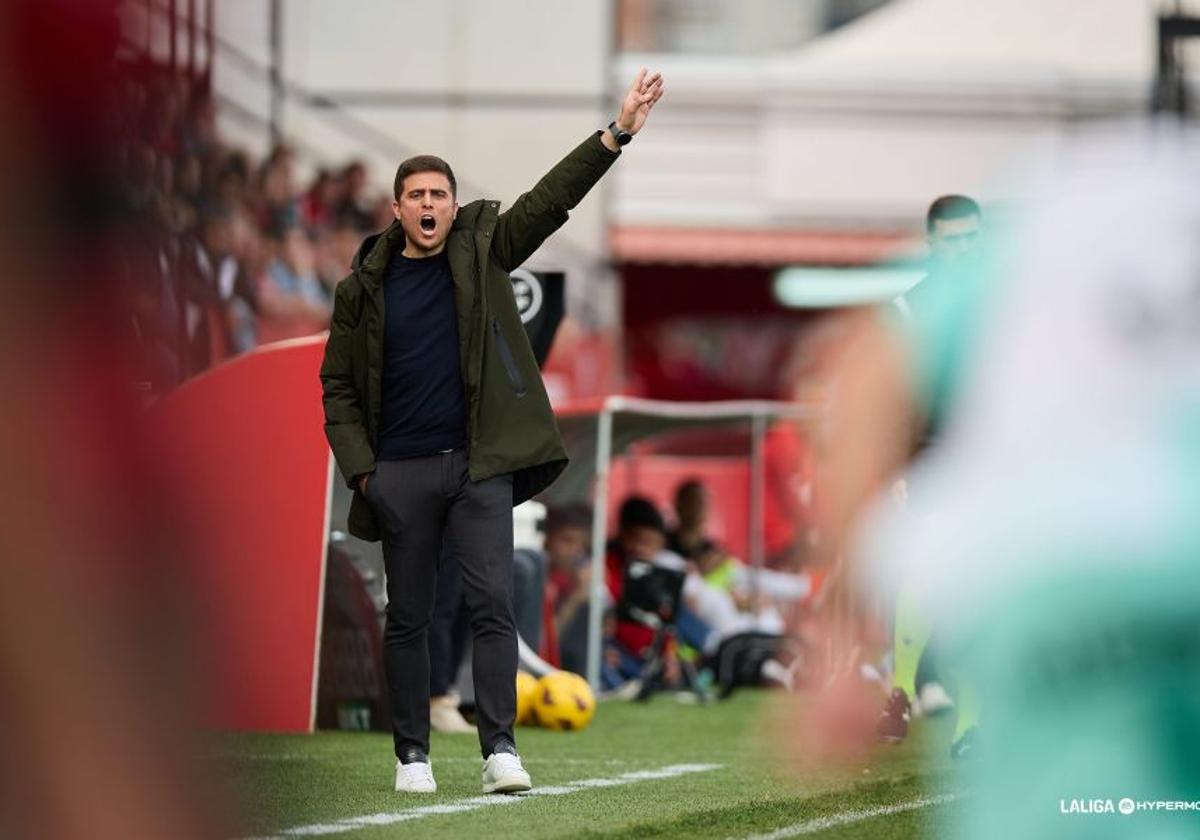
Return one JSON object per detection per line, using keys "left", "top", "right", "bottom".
{"left": 760, "top": 658, "right": 796, "bottom": 691}
{"left": 481, "top": 750, "right": 532, "bottom": 794}
{"left": 914, "top": 681, "right": 955, "bottom": 718}
{"left": 600, "top": 678, "right": 642, "bottom": 702}
{"left": 395, "top": 758, "right": 437, "bottom": 793}
{"left": 430, "top": 695, "right": 476, "bottom": 734}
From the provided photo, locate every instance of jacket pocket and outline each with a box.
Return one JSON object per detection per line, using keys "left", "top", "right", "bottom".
{"left": 492, "top": 318, "right": 527, "bottom": 398}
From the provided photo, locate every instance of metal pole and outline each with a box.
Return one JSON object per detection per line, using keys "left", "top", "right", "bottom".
{"left": 187, "top": 0, "right": 197, "bottom": 79}
{"left": 168, "top": 0, "right": 177, "bottom": 70}
{"left": 268, "top": 0, "right": 283, "bottom": 143}
{"left": 586, "top": 407, "right": 614, "bottom": 688}
{"left": 144, "top": 0, "right": 153, "bottom": 57}
{"left": 749, "top": 412, "right": 766, "bottom": 570}
{"left": 205, "top": 0, "right": 214, "bottom": 79}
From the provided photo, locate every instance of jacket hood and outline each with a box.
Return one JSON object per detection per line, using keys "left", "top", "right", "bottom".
{"left": 352, "top": 229, "right": 386, "bottom": 271}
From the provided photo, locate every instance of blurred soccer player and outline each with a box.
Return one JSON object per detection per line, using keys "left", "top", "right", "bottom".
{"left": 320, "top": 69, "right": 664, "bottom": 795}
{"left": 796, "top": 127, "right": 1200, "bottom": 839}
{"left": 878, "top": 194, "right": 985, "bottom": 745}
{"left": 926, "top": 194, "right": 982, "bottom": 264}
{"left": 0, "top": 2, "right": 222, "bottom": 837}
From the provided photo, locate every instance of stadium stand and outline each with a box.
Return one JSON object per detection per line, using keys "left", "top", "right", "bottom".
{"left": 118, "top": 68, "right": 391, "bottom": 397}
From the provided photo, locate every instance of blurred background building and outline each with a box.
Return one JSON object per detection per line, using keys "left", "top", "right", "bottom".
{"left": 116, "top": 0, "right": 1197, "bottom": 402}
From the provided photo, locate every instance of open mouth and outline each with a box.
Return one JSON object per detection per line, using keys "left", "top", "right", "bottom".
{"left": 419, "top": 214, "right": 436, "bottom": 234}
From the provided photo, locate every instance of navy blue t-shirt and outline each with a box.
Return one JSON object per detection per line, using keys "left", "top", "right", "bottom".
{"left": 376, "top": 249, "right": 467, "bottom": 460}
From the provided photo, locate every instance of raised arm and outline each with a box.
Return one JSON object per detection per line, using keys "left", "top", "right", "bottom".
{"left": 491, "top": 69, "right": 663, "bottom": 271}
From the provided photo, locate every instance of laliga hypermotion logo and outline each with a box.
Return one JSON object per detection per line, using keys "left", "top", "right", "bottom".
{"left": 1060, "top": 799, "right": 1118, "bottom": 815}
{"left": 1060, "top": 797, "right": 1200, "bottom": 815}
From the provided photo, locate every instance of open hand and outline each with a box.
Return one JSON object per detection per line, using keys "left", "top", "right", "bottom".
{"left": 616, "top": 68, "right": 664, "bottom": 136}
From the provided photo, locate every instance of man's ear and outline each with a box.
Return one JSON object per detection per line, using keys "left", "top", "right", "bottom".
{"left": 452, "top": 202, "right": 460, "bottom": 220}
{"left": 391, "top": 200, "right": 402, "bottom": 221}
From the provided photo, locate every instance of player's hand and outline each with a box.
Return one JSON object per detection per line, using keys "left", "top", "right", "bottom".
{"left": 358, "top": 472, "right": 371, "bottom": 495}
{"left": 616, "top": 68, "right": 664, "bottom": 136}
{"left": 769, "top": 617, "right": 881, "bottom": 772}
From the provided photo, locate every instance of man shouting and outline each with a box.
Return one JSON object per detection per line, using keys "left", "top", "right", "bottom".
{"left": 320, "top": 69, "right": 664, "bottom": 794}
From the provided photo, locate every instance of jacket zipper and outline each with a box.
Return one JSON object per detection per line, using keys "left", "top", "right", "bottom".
{"left": 492, "top": 318, "right": 527, "bottom": 398}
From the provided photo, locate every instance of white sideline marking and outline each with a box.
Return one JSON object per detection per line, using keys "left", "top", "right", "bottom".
{"left": 218, "top": 755, "right": 632, "bottom": 766}
{"left": 244, "top": 762, "right": 722, "bottom": 839}
{"left": 732, "top": 793, "right": 963, "bottom": 840}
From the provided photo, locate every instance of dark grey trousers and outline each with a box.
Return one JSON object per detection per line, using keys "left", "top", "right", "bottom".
{"left": 366, "top": 449, "right": 517, "bottom": 760}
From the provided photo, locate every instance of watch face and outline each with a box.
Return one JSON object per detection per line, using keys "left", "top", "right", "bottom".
{"left": 610, "top": 123, "right": 632, "bottom": 145}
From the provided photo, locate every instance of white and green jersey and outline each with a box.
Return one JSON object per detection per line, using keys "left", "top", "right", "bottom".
{"left": 871, "top": 129, "right": 1200, "bottom": 618}
{"left": 863, "top": 127, "right": 1200, "bottom": 839}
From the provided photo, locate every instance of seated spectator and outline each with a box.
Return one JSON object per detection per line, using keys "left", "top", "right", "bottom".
{"left": 667, "top": 549, "right": 786, "bottom": 654}
{"left": 256, "top": 224, "right": 332, "bottom": 343}
{"left": 300, "top": 168, "right": 338, "bottom": 232}
{"left": 603, "top": 497, "right": 710, "bottom": 690}
{"left": 334, "top": 160, "right": 375, "bottom": 232}
{"left": 613, "top": 496, "right": 802, "bottom": 694}
{"left": 196, "top": 204, "right": 261, "bottom": 354}
{"left": 669, "top": 477, "right": 816, "bottom": 610}
{"left": 118, "top": 70, "right": 397, "bottom": 389}
{"left": 667, "top": 478, "right": 717, "bottom": 560}
{"left": 606, "top": 496, "right": 667, "bottom": 601}
{"left": 694, "top": 545, "right": 815, "bottom": 610}
{"left": 657, "top": 548, "right": 802, "bottom": 695}
{"left": 542, "top": 504, "right": 593, "bottom": 674}
{"left": 511, "top": 547, "right": 546, "bottom": 652}
{"left": 254, "top": 152, "right": 298, "bottom": 235}
{"left": 171, "top": 153, "right": 203, "bottom": 233}
{"left": 208, "top": 150, "right": 251, "bottom": 212}
{"left": 314, "top": 219, "right": 363, "bottom": 302}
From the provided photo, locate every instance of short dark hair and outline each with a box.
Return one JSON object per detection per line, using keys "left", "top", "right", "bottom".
{"left": 545, "top": 503, "right": 592, "bottom": 535}
{"left": 674, "top": 478, "right": 704, "bottom": 509}
{"left": 926, "top": 194, "right": 981, "bottom": 233}
{"left": 618, "top": 496, "right": 665, "bottom": 534}
{"left": 393, "top": 155, "right": 457, "bottom": 201}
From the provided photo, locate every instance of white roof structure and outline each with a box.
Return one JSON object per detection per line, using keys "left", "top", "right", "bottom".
{"left": 612, "top": 0, "right": 1182, "bottom": 235}
{"left": 772, "top": 0, "right": 1158, "bottom": 94}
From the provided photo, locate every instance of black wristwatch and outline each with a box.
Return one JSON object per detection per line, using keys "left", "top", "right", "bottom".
{"left": 607, "top": 121, "right": 633, "bottom": 147}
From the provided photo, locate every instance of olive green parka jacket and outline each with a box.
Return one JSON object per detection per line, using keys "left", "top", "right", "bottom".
{"left": 320, "top": 131, "right": 619, "bottom": 541}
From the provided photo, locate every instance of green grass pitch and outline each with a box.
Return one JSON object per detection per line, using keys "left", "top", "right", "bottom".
{"left": 210, "top": 692, "right": 964, "bottom": 839}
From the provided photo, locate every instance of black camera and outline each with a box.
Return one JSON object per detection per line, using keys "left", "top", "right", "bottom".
{"left": 617, "top": 560, "right": 686, "bottom": 627}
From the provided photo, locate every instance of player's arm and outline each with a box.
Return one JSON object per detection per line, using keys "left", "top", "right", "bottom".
{"left": 319, "top": 277, "right": 375, "bottom": 491}
{"left": 813, "top": 309, "right": 919, "bottom": 555}
{"left": 491, "top": 69, "right": 663, "bottom": 271}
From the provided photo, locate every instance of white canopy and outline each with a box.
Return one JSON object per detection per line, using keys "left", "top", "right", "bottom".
{"left": 771, "top": 0, "right": 1159, "bottom": 93}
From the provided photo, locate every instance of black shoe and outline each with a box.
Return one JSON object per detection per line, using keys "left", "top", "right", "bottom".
{"left": 876, "top": 687, "right": 911, "bottom": 744}
{"left": 950, "top": 726, "right": 977, "bottom": 760}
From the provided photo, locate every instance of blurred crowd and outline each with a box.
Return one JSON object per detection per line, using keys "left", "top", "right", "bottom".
{"left": 529, "top": 479, "right": 818, "bottom": 700}
{"left": 120, "top": 72, "right": 394, "bottom": 395}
